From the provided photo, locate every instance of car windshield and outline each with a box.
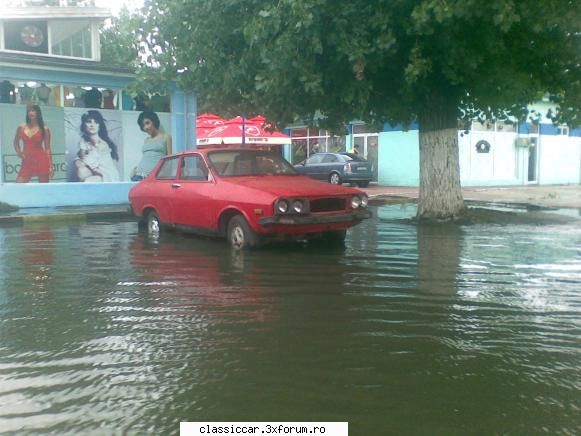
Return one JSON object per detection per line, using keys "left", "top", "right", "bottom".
{"left": 208, "top": 150, "right": 298, "bottom": 176}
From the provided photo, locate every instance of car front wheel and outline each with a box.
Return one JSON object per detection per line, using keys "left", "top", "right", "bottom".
{"left": 357, "top": 181, "right": 370, "bottom": 188}
{"left": 146, "top": 210, "right": 161, "bottom": 237}
{"left": 329, "top": 172, "right": 342, "bottom": 185}
{"left": 228, "top": 215, "right": 258, "bottom": 249}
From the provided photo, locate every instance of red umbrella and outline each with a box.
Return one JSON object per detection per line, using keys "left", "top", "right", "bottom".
{"left": 197, "top": 115, "right": 291, "bottom": 145}
{"left": 196, "top": 113, "right": 226, "bottom": 139}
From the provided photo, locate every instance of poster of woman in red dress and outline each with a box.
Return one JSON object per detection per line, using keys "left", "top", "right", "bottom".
{"left": 12, "top": 105, "right": 53, "bottom": 183}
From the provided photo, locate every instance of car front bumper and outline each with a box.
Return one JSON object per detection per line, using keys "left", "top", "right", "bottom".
{"left": 259, "top": 209, "right": 372, "bottom": 226}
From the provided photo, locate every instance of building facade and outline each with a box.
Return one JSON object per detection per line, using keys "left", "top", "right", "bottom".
{"left": 0, "top": 0, "right": 197, "bottom": 208}
{"left": 286, "top": 102, "right": 581, "bottom": 188}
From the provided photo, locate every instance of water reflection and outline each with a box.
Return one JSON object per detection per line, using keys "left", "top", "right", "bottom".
{"left": 0, "top": 208, "right": 580, "bottom": 434}
{"left": 417, "top": 222, "right": 463, "bottom": 295}
{"left": 21, "top": 226, "right": 55, "bottom": 292}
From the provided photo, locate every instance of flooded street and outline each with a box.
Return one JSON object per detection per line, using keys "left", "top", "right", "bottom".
{"left": 1, "top": 204, "right": 580, "bottom": 435}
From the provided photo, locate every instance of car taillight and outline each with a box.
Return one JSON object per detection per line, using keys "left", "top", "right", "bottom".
{"left": 344, "top": 163, "right": 352, "bottom": 172}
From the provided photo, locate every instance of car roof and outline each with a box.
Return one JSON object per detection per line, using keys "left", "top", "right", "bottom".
{"left": 166, "top": 147, "right": 276, "bottom": 158}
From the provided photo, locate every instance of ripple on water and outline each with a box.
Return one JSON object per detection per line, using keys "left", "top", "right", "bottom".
{"left": 0, "top": 211, "right": 580, "bottom": 434}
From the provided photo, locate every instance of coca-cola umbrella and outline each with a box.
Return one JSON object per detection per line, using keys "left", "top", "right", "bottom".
{"left": 197, "top": 115, "right": 291, "bottom": 146}
{"left": 196, "top": 113, "right": 226, "bottom": 139}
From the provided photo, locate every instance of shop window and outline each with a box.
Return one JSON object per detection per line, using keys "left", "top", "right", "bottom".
{"left": 291, "top": 139, "right": 307, "bottom": 163}
{"left": 9, "top": 81, "right": 60, "bottom": 106}
{"left": 328, "top": 137, "right": 345, "bottom": 153}
{"left": 558, "top": 125, "right": 569, "bottom": 136}
{"left": 291, "top": 128, "right": 308, "bottom": 137}
{"left": 63, "top": 85, "right": 87, "bottom": 108}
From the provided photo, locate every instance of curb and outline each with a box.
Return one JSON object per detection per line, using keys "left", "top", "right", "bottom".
{"left": 0, "top": 209, "right": 134, "bottom": 226}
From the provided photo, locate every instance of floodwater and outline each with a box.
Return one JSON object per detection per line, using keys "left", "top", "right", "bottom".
{"left": 0, "top": 204, "right": 580, "bottom": 435}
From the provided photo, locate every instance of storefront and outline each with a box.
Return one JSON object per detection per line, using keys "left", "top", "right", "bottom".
{"left": 0, "top": 1, "right": 196, "bottom": 208}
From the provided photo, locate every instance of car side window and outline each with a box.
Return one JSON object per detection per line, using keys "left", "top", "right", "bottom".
{"left": 322, "top": 154, "right": 338, "bottom": 163}
{"left": 156, "top": 157, "right": 180, "bottom": 180}
{"left": 181, "top": 155, "right": 209, "bottom": 181}
{"left": 306, "top": 154, "right": 324, "bottom": 165}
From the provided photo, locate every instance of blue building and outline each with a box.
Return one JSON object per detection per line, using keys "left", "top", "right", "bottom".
{"left": 0, "top": 0, "right": 196, "bottom": 208}
{"left": 286, "top": 103, "right": 581, "bottom": 188}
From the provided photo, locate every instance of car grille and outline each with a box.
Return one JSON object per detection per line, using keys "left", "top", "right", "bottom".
{"left": 310, "top": 198, "right": 346, "bottom": 212}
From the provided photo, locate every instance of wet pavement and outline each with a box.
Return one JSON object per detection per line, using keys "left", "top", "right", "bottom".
{"left": 365, "top": 184, "right": 581, "bottom": 209}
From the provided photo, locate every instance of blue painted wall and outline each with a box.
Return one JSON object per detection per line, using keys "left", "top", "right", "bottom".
{"left": 0, "top": 182, "right": 133, "bottom": 208}
{"left": 377, "top": 130, "right": 420, "bottom": 186}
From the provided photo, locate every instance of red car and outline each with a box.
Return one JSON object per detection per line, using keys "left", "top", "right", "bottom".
{"left": 128, "top": 147, "right": 371, "bottom": 248}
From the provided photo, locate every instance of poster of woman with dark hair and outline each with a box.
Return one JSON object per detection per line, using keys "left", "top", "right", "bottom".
{"left": 64, "top": 109, "right": 122, "bottom": 182}
{"left": 75, "top": 110, "right": 120, "bottom": 182}
{"left": 13, "top": 104, "right": 53, "bottom": 183}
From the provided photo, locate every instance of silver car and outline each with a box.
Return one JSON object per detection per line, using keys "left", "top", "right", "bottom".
{"left": 294, "top": 152, "right": 373, "bottom": 187}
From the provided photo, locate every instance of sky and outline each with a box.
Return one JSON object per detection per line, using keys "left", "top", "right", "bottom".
{"left": 95, "top": 0, "right": 144, "bottom": 16}
{"left": 0, "top": 1, "right": 144, "bottom": 17}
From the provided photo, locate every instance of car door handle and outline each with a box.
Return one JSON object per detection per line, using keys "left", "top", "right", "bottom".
{"left": 172, "top": 183, "right": 182, "bottom": 188}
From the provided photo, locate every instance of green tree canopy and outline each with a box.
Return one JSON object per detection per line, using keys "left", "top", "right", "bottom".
{"left": 137, "top": 0, "right": 581, "bottom": 218}
{"left": 99, "top": 7, "right": 141, "bottom": 66}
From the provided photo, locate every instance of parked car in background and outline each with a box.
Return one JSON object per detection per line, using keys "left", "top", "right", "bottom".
{"left": 129, "top": 147, "right": 371, "bottom": 249}
{"left": 294, "top": 152, "right": 373, "bottom": 187}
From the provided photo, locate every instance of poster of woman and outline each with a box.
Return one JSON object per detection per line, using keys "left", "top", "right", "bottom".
{"left": 130, "top": 111, "right": 172, "bottom": 180}
{"left": 64, "top": 109, "right": 123, "bottom": 182}
{"left": 0, "top": 104, "right": 65, "bottom": 183}
{"left": 121, "top": 110, "right": 172, "bottom": 181}
{"left": 12, "top": 104, "right": 52, "bottom": 183}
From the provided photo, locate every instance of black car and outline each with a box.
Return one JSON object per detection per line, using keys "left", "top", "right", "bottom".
{"left": 294, "top": 152, "right": 373, "bottom": 187}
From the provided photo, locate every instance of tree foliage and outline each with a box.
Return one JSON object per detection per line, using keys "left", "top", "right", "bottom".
{"left": 136, "top": 0, "right": 580, "bottom": 218}
{"left": 139, "top": 0, "right": 580, "bottom": 128}
{"left": 100, "top": 7, "right": 141, "bottom": 67}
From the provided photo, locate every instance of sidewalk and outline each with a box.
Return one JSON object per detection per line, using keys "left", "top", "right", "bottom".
{"left": 365, "top": 184, "right": 581, "bottom": 209}
{"left": 0, "top": 184, "right": 579, "bottom": 225}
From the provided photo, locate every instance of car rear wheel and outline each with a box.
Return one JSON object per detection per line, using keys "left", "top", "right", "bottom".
{"left": 228, "top": 215, "right": 258, "bottom": 249}
{"left": 357, "top": 181, "right": 370, "bottom": 188}
{"left": 146, "top": 210, "right": 161, "bottom": 237}
{"left": 329, "top": 172, "right": 342, "bottom": 185}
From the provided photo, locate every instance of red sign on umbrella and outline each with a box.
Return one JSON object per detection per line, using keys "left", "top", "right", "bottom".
{"left": 196, "top": 113, "right": 226, "bottom": 139}
{"left": 197, "top": 115, "right": 290, "bottom": 145}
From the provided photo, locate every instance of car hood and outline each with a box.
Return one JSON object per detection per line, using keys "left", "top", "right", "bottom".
{"left": 221, "top": 176, "right": 361, "bottom": 197}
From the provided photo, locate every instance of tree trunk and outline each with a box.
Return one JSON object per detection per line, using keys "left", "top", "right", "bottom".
{"left": 417, "top": 95, "right": 465, "bottom": 220}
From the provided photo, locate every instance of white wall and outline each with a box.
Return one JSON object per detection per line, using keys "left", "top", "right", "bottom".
{"left": 538, "top": 135, "right": 581, "bottom": 184}
{"left": 459, "top": 131, "right": 520, "bottom": 186}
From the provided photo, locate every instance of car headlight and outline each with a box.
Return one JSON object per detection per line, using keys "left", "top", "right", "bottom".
{"left": 351, "top": 195, "right": 362, "bottom": 209}
{"left": 292, "top": 199, "right": 304, "bottom": 214}
{"left": 277, "top": 199, "right": 289, "bottom": 214}
{"left": 361, "top": 194, "right": 368, "bottom": 208}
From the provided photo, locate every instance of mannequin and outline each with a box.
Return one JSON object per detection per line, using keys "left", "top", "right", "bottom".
{"left": 84, "top": 86, "right": 102, "bottom": 108}
{"left": 73, "top": 86, "right": 85, "bottom": 107}
{"left": 103, "top": 88, "right": 115, "bottom": 109}
{"left": 0, "top": 80, "right": 16, "bottom": 103}
{"left": 35, "top": 83, "right": 52, "bottom": 105}
{"left": 19, "top": 83, "right": 34, "bottom": 104}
